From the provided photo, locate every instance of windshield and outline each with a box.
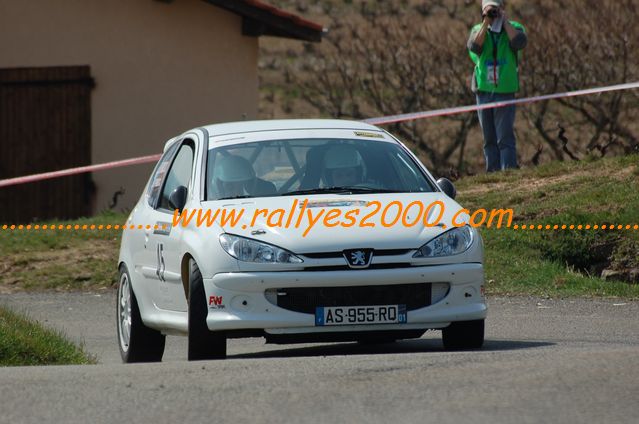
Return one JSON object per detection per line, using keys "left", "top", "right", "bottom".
{"left": 205, "top": 138, "right": 435, "bottom": 200}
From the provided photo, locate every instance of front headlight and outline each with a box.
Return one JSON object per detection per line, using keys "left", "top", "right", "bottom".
{"left": 219, "top": 234, "right": 303, "bottom": 264}
{"left": 413, "top": 226, "right": 474, "bottom": 258}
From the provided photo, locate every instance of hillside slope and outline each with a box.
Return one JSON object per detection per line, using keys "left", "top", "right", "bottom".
{"left": 456, "top": 154, "right": 639, "bottom": 296}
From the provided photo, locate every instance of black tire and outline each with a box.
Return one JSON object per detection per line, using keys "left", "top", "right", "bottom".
{"left": 117, "top": 265, "right": 165, "bottom": 363}
{"left": 188, "top": 259, "right": 227, "bottom": 360}
{"left": 442, "top": 319, "right": 485, "bottom": 351}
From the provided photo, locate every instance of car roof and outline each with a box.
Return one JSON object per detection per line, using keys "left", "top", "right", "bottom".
{"left": 200, "top": 119, "right": 382, "bottom": 137}
{"left": 164, "top": 119, "right": 391, "bottom": 152}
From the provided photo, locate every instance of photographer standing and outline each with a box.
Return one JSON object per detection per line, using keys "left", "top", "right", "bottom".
{"left": 468, "top": 0, "right": 527, "bottom": 172}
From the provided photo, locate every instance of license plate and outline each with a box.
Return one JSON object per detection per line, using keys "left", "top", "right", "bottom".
{"left": 315, "top": 305, "right": 407, "bottom": 326}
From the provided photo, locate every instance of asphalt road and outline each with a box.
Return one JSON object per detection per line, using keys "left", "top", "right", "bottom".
{"left": 1, "top": 292, "right": 638, "bottom": 424}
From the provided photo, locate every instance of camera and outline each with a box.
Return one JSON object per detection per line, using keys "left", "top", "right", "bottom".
{"left": 486, "top": 8, "right": 501, "bottom": 18}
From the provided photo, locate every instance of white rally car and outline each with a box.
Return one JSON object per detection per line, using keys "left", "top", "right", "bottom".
{"left": 117, "top": 119, "right": 486, "bottom": 362}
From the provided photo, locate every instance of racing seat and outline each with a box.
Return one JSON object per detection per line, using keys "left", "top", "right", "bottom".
{"left": 299, "top": 145, "right": 328, "bottom": 190}
{"left": 247, "top": 178, "right": 277, "bottom": 197}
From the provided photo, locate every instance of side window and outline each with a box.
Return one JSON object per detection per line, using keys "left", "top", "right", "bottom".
{"left": 158, "top": 142, "right": 195, "bottom": 210}
{"left": 146, "top": 142, "right": 180, "bottom": 208}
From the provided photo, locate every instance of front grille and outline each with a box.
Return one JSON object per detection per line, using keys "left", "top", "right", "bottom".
{"left": 270, "top": 283, "right": 433, "bottom": 314}
{"left": 303, "top": 263, "right": 412, "bottom": 272}
{"left": 302, "top": 249, "right": 412, "bottom": 259}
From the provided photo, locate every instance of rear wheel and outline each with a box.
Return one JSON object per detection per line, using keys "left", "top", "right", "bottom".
{"left": 187, "top": 259, "right": 227, "bottom": 360}
{"left": 117, "top": 265, "right": 165, "bottom": 363}
{"left": 442, "top": 319, "right": 485, "bottom": 350}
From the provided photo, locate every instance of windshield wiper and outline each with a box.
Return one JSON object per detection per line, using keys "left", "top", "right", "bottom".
{"left": 282, "top": 187, "right": 398, "bottom": 196}
{"left": 340, "top": 187, "right": 399, "bottom": 194}
{"left": 217, "top": 194, "right": 253, "bottom": 200}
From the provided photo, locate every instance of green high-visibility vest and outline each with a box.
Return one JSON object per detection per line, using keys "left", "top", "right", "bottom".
{"left": 469, "top": 21, "right": 525, "bottom": 93}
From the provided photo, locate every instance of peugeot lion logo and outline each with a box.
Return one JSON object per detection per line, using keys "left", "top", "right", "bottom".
{"left": 343, "top": 249, "right": 374, "bottom": 269}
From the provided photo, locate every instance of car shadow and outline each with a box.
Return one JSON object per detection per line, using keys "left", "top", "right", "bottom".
{"left": 228, "top": 338, "right": 554, "bottom": 360}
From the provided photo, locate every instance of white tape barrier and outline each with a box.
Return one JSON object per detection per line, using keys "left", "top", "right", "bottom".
{"left": 363, "top": 81, "right": 639, "bottom": 125}
{"left": 0, "top": 154, "right": 162, "bottom": 188}
{"left": 1, "top": 81, "right": 638, "bottom": 188}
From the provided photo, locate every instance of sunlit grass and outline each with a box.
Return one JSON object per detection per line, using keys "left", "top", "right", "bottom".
{"left": 0, "top": 307, "right": 95, "bottom": 366}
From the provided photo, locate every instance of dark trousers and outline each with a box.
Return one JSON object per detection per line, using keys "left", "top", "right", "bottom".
{"left": 476, "top": 92, "right": 518, "bottom": 172}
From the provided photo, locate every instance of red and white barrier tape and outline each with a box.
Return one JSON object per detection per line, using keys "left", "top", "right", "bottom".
{"left": 1, "top": 81, "right": 638, "bottom": 189}
{"left": 363, "top": 81, "right": 639, "bottom": 125}
{"left": 0, "top": 154, "right": 161, "bottom": 188}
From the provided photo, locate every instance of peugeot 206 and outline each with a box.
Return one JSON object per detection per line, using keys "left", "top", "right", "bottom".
{"left": 117, "top": 119, "right": 486, "bottom": 362}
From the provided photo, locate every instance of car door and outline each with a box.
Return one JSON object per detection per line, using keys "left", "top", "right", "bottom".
{"left": 143, "top": 137, "right": 197, "bottom": 311}
{"left": 130, "top": 140, "right": 179, "bottom": 306}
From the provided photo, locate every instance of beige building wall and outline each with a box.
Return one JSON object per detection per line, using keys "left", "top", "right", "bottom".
{"left": 0, "top": 0, "right": 259, "bottom": 212}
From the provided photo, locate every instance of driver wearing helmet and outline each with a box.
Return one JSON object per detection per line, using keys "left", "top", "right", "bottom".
{"left": 213, "top": 155, "right": 256, "bottom": 198}
{"left": 323, "top": 145, "right": 365, "bottom": 187}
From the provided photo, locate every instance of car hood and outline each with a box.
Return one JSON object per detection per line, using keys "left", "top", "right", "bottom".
{"left": 203, "top": 193, "right": 467, "bottom": 254}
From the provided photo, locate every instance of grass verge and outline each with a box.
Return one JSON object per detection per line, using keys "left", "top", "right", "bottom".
{"left": 0, "top": 211, "right": 126, "bottom": 291}
{"left": 456, "top": 154, "right": 639, "bottom": 298}
{"left": 0, "top": 306, "right": 95, "bottom": 366}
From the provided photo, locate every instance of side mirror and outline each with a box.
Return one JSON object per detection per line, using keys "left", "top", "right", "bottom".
{"left": 436, "top": 178, "right": 456, "bottom": 199}
{"left": 169, "top": 186, "right": 188, "bottom": 211}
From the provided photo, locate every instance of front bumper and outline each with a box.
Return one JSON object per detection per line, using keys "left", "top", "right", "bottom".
{"left": 204, "top": 263, "right": 486, "bottom": 334}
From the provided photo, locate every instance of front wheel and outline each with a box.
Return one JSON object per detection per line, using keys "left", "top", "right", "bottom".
{"left": 187, "top": 259, "right": 227, "bottom": 360}
{"left": 442, "top": 319, "right": 485, "bottom": 351}
{"left": 117, "top": 265, "right": 165, "bottom": 363}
